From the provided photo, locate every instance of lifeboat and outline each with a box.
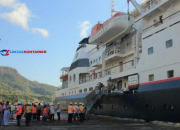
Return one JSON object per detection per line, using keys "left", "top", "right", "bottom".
{"left": 89, "top": 12, "right": 135, "bottom": 45}
{"left": 60, "top": 74, "right": 68, "bottom": 79}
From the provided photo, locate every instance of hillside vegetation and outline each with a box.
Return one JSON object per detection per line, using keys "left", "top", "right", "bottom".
{"left": 0, "top": 66, "right": 57, "bottom": 103}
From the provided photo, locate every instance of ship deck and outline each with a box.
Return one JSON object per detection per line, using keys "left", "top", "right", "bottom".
{"left": 1, "top": 113, "right": 180, "bottom": 130}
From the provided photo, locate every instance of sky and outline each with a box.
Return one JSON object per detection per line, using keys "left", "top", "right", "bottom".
{"left": 0, "top": 0, "right": 143, "bottom": 87}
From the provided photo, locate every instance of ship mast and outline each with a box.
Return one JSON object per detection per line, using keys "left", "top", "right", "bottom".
{"left": 111, "top": 0, "right": 115, "bottom": 16}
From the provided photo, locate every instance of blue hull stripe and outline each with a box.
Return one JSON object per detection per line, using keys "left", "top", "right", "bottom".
{"left": 138, "top": 79, "right": 180, "bottom": 92}
{"left": 55, "top": 92, "right": 90, "bottom": 100}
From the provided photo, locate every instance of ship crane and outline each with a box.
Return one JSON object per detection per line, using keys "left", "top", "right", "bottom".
{"left": 128, "top": 0, "right": 144, "bottom": 14}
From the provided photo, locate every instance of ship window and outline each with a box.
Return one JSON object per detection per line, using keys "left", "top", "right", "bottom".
{"left": 89, "top": 87, "right": 93, "bottom": 91}
{"left": 167, "top": 70, "right": 174, "bottom": 78}
{"left": 149, "top": 74, "right": 154, "bottom": 81}
{"left": 75, "top": 91, "right": 76, "bottom": 94}
{"left": 79, "top": 89, "right": 82, "bottom": 93}
{"left": 166, "top": 39, "right": 173, "bottom": 48}
{"left": 91, "top": 61, "right": 92, "bottom": 64}
{"left": 99, "top": 57, "right": 101, "bottom": 61}
{"left": 96, "top": 58, "right": 98, "bottom": 62}
{"left": 84, "top": 88, "right": 87, "bottom": 92}
{"left": 69, "top": 76, "right": 71, "bottom": 83}
{"left": 148, "top": 47, "right": 153, "bottom": 55}
{"left": 72, "top": 91, "right": 73, "bottom": 94}
{"left": 75, "top": 53, "right": 78, "bottom": 59}
{"left": 73, "top": 74, "right": 76, "bottom": 82}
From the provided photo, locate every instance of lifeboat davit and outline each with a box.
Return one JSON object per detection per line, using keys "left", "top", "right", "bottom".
{"left": 89, "top": 12, "right": 135, "bottom": 45}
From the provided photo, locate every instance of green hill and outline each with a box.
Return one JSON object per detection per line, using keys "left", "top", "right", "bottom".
{"left": 0, "top": 66, "right": 57, "bottom": 103}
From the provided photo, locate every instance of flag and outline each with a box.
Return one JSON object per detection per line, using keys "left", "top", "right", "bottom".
{"left": 127, "top": 0, "right": 130, "bottom": 3}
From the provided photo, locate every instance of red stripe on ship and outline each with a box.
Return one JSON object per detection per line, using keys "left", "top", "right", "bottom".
{"left": 140, "top": 77, "right": 180, "bottom": 86}
{"left": 128, "top": 84, "right": 139, "bottom": 88}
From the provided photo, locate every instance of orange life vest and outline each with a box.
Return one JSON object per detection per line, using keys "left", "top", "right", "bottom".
{"left": 16, "top": 105, "right": 22, "bottom": 115}
{"left": 42, "top": 107, "right": 48, "bottom": 114}
{"left": 68, "top": 105, "right": 73, "bottom": 113}
{"left": 32, "top": 106, "right": 37, "bottom": 114}
{"left": 73, "top": 105, "right": 77, "bottom": 113}
{"left": 79, "top": 105, "right": 84, "bottom": 113}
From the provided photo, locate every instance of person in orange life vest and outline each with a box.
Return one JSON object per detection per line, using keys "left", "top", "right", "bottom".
{"left": 42, "top": 104, "right": 48, "bottom": 121}
{"left": 25, "top": 102, "right": 32, "bottom": 126}
{"left": 32, "top": 103, "right": 37, "bottom": 121}
{"left": 79, "top": 103, "right": 84, "bottom": 122}
{"left": 73, "top": 102, "right": 78, "bottom": 123}
{"left": 16, "top": 102, "right": 22, "bottom": 126}
{"left": 68, "top": 102, "right": 74, "bottom": 123}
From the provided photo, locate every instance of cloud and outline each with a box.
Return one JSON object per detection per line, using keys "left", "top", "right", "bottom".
{"left": 0, "top": 0, "right": 31, "bottom": 30}
{"left": 79, "top": 21, "right": 91, "bottom": 38}
{"left": 0, "top": 0, "right": 15, "bottom": 7}
{"left": 32, "top": 28, "right": 49, "bottom": 38}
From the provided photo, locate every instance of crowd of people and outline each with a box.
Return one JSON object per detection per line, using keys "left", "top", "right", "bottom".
{"left": 67, "top": 102, "right": 87, "bottom": 123}
{"left": 0, "top": 101, "right": 62, "bottom": 127}
{"left": 0, "top": 101, "right": 88, "bottom": 127}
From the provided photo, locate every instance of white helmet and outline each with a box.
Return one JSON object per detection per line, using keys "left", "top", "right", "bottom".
{"left": 74, "top": 102, "right": 77, "bottom": 105}
{"left": 17, "top": 101, "right": 21, "bottom": 105}
{"left": 79, "top": 102, "right": 82, "bottom": 105}
{"left": 57, "top": 103, "right": 60, "bottom": 105}
{"left": 28, "top": 102, "right": 31, "bottom": 105}
{"left": 70, "top": 102, "right": 72, "bottom": 105}
{"left": 82, "top": 103, "right": 84, "bottom": 105}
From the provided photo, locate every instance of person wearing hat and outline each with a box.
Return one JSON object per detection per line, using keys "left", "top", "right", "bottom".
{"left": 82, "top": 103, "right": 87, "bottom": 120}
{"left": 56, "top": 103, "right": 61, "bottom": 121}
{"left": 73, "top": 102, "right": 78, "bottom": 122}
{"left": 32, "top": 103, "right": 37, "bottom": 121}
{"left": 25, "top": 102, "right": 32, "bottom": 126}
{"left": 36, "top": 103, "right": 42, "bottom": 121}
{"left": 68, "top": 102, "right": 73, "bottom": 123}
{"left": 79, "top": 102, "right": 84, "bottom": 122}
{"left": 16, "top": 102, "right": 22, "bottom": 126}
{"left": 50, "top": 103, "right": 55, "bottom": 121}
{"left": 42, "top": 103, "right": 48, "bottom": 121}
{"left": 3, "top": 101, "right": 10, "bottom": 126}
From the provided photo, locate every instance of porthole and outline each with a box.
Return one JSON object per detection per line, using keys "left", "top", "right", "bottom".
{"left": 170, "top": 105, "right": 174, "bottom": 111}
{"left": 69, "top": 76, "right": 71, "bottom": 83}
{"left": 164, "top": 104, "right": 169, "bottom": 111}
{"left": 124, "top": 105, "right": 128, "bottom": 110}
{"left": 73, "top": 74, "right": 76, "bottom": 82}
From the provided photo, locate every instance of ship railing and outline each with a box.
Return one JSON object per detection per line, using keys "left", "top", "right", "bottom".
{"left": 104, "top": 60, "right": 134, "bottom": 76}
{"left": 143, "top": 9, "right": 180, "bottom": 33}
{"left": 131, "top": 0, "right": 160, "bottom": 17}
{"left": 105, "top": 46, "right": 133, "bottom": 59}
{"left": 79, "top": 71, "right": 102, "bottom": 84}
{"left": 142, "top": 0, "right": 160, "bottom": 13}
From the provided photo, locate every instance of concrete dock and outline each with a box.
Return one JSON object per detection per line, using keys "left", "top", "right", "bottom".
{"left": 1, "top": 114, "right": 180, "bottom": 130}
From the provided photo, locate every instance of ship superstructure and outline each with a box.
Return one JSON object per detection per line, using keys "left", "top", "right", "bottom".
{"left": 55, "top": 0, "right": 180, "bottom": 122}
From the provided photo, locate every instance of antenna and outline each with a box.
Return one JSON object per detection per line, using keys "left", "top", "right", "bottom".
{"left": 111, "top": 0, "right": 115, "bottom": 16}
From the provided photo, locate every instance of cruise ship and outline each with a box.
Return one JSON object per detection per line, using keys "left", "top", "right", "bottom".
{"left": 55, "top": 0, "right": 180, "bottom": 122}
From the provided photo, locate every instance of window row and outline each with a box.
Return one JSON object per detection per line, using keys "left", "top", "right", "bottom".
{"left": 148, "top": 39, "right": 173, "bottom": 55}
{"left": 90, "top": 56, "right": 101, "bottom": 65}
{"left": 149, "top": 70, "right": 174, "bottom": 81}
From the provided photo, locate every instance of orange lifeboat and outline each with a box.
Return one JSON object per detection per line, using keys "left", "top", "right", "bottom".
{"left": 60, "top": 74, "right": 68, "bottom": 79}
